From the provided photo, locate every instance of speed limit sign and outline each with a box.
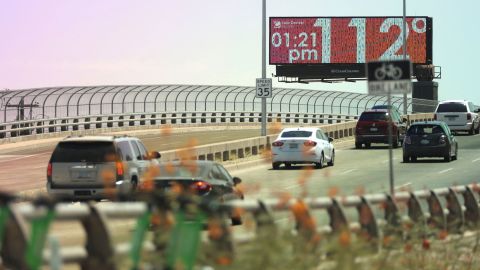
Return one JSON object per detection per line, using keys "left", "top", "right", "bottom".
{"left": 256, "top": 78, "right": 272, "bottom": 98}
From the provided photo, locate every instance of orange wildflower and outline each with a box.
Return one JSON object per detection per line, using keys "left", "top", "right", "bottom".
{"left": 422, "top": 239, "right": 430, "bottom": 250}
{"left": 338, "top": 230, "right": 351, "bottom": 247}
{"left": 328, "top": 186, "right": 339, "bottom": 198}
{"left": 216, "top": 256, "right": 232, "bottom": 266}
{"left": 438, "top": 230, "right": 448, "bottom": 240}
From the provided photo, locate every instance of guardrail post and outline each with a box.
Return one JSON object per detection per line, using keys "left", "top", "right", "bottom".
{"left": 294, "top": 114, "right": 299, "bottom": 123}
{"left": 118, "top": 116, "right": 124, "bottom": 127}
{"left": 1, "top": 201, "right": 29, "bottom": 269}
{"left": 181, "top": 113, "right": 187, "bottom": 124}
{"left": 171, "top": 113, "right": 177, "bottom": 124}
{"left": 328, "top": 115, "right": 333, "bottom": 124}
{"left": 303, "top": 114, "right": 308, "bottom": 124}
{"left": 201, "top": 113, "right": 206, "bottom": 123}
{"left": 129, "top": 115, "right": 135, "bottom": 126}
{"left": 249, "top": 113, "right": 254, "bottom": 123}
{"left": 10, "top": 124, "right": 18, "bottom": 137}
{"left": 107, "top": 116, "right": 113, "bottom": 128}
{"left": 427, "top": 191, "right": 446, "bottom": 231}
{"left": 211, "top": 113, "right": 216, "bottom": 123}
{"left": 36, "top": 121, "right": 44, "bottom": 134}
{"left": 357, "top": 197, "right": 379, "bottom": 241}
{"left": 140, "top": 115, "right": 146, "bottom": 126}
{"left": 221, "top": 113, "right": 226, "bottom": 123}
{"left": 95, "top": 117, "right": 102, "bottom": 129}
{"left": 73, "top": 119, "right": 79, "bottom": 131}
{"left": 327, "top": 199, "right": 349, "bottom": 234}
{"left": 0, "top": 125, "right": 5, "bottom": 139}
{"left": 239, "top": 113, "right": 245, "bottom": 123}
{"left": 406, "top": 193, "right": 427, "bottom": 237}
{"left": 462, "top": 186, "right": 480, "bottom": 228}
{"left": 161, "top": 114, "right": 166, "bottom": 125}
{"left": 230, "top": 113, "right": 235, "bottom": 123}
{"left": 319, "top": 114, "right": 324, "bottom": 124}
{"left": 383, "top": 194, "right": 401, "bottom": 237}
{"left": 48, "top": 120, "right": 55, "bottom": 133}
{"left": 285, "top": 113, "right": 290, "bottom": 123}
{"left": 84, "top": 118, "right": 91, "bottom": 130}
{"left": 191, "top": 113, "right": 196, "bottom": 124}
{"left": 267, "top": 113, "right": 272, "bottom": 123}
{"left": 81, "top": 203, "right": 116, "bottom": 270}
{"left": 446, "top": 188, "right": 464, "bottom": 233}
{"left": 150, "top": 114, "right": 156, "bottom": 125}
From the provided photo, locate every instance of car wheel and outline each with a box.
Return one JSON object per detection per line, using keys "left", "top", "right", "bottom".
{"left": 284, "top": 163, "right": 292, "bottom": 169}
{"left": 444, "top": 151, "right": 451, "bottom": 162}
{"left": 469, "top": 125, "right": 474, "bottom": 135}
{"left": 411, "top": 156, "right": 417, "bottom": 162}
{"left": 403, "top": 155, "right": 409, "bottom": 163}
{"left": 272, "top": 162, "right": 280, "bottom": 170}
{"left": 355, "top": 142, "right": 362, "bottom": 149}
{"left": 452, "top": 147, "right": 458, "bottom": 161}
{"left": 315, "top": 153, "right": 324, "bottom": 169}
{"left": 393, "top": 134, "right": 399, "bottom": 148}
{"left": 327, "top": 151, "right": 335, "bottom": 166}
{"left": 476, "top": 124, "right": 480, "bottom": 135}
{"left": 365, "top": 143, "right": 371, "bottom": 149}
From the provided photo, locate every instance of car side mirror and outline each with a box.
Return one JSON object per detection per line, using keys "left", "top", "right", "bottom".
{"left": 233, "top": 177, "right": 242, "bottom": 186}
{"left": 149, "top": 151, "right": 161, "bottom": 159}
{"left": 328, "top": 137, "right": 334, "bottom": 143}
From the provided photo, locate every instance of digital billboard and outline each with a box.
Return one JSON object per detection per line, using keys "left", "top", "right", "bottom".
{"left": 270, "top": 17, "right": 432, "bottom": 80}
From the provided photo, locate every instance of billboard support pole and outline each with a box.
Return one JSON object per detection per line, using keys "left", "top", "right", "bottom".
{"left": 388, "top": 91, "right": 394, "bottom": 195}
{"left": 402, "top": 0, "right": 408, "bottom": 115}
{"left": 261, "top": 0, "right": 267, "bottom": 136}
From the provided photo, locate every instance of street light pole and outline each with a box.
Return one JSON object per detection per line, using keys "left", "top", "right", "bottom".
{"left": 402, "top": 0, "right": 408, "bottom": 115}
{"left": 261, "top": 0, "right": 267, "bottom": 136}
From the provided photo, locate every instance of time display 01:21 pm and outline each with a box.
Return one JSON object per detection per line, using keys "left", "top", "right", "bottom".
{"left": 270, "top": 17, "right": 430, "bottom": 65}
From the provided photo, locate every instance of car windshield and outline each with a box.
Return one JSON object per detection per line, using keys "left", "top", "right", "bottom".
{"left": 157, "top": 163, "right": 209, "bottom": 178}
{"left": 408, "top": 125, "right": 445, "bottom": 135}
{"left": 51, "top": 141, "right": 117, "bottom": 163}
{"left": 436, "top": 103, "right": 467, "bottom": 112}
{"left": 281, "top": 131, "right": 312, "bottom": 138}
{"left": 359, "top": 112, "right": 389, "bottom": 121}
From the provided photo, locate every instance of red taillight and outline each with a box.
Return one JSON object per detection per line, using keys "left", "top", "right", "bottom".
{"left": 272, "top": 141, "right": 284, "bottom": 147}
{"left": 303, "top": 140, "right": 317, "bottom": 147}
{"left": 191, "top": 181, "right": 212, "bottom": 194}
{"left": 116, "top": 161, "right": 124, "bottom": 177}
{"left": 467, "top": 113, "right": 472, "bottom": 120}
{"left": 434, "top": 114, "right": 437, "bottom": 120}
{"left": 47, "top": 163, "right": 52, "bottom": 177}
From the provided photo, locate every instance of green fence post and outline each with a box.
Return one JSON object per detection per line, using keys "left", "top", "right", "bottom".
{"left": 130, "top": 210, "right": 152, "bottom": 270}
{"left": 166, "top": 211, "right": 206, "bottom": 270}
{"left": 25, "top": 202, "right": 56, "bottom": 270}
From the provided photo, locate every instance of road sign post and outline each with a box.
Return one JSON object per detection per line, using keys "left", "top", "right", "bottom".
{"left": 256, "top": 78, "right": 272, "bottom": 136}
{"left": 367, "top": 60, "right": 412, "bottom": 195}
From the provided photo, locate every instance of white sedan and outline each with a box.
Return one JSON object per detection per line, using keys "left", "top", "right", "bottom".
{"left": 271, "top": 127, "right": 335, "bottom": 170}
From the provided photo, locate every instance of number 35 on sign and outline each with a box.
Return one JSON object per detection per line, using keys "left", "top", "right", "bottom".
{"left": 256, "top": 78, "right": 272, "bottom": 98}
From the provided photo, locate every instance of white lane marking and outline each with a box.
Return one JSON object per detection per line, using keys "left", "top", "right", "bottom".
{"left": 395, "top": 182, "right": 412, "bottom": 190}
{"left": 472, "top": 158, "right": 480, "bottom": 163}
{"left": 274, "top": 217, "right": 290, "bottom": 223}
{"left": 0, "top": 152, "right": 50, "bottom": 163}
{"left": 341, "top": 169, "right": 357, "bottom": 175}
{"left": 439, "top": 168, "right": 453, "bottom": 174}
{"left": 284, "top": 184, "right": 300, "bottom": 190}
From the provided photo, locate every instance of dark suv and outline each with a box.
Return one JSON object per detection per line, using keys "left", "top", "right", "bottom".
{"left": 355, "top": 109, "right": 406, "bottom": 149}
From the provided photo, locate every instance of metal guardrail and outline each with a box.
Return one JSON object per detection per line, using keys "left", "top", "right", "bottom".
{"left": 0, "top": 183, "right": 479, "bottom": 269}
{"left": 0, "top": 111, "right": 358, "bottom": 140}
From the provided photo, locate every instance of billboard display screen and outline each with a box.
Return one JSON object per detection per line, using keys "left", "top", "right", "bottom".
{"left": 270, "top": 17, "right": 432, "bottom": 65}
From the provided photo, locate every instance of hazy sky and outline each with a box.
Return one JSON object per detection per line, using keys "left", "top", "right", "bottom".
{"left": 1, "top": 0, "right": 478, "bottom": 103}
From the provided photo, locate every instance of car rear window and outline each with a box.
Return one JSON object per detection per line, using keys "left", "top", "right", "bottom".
{"left": 157, "top": 163, "right": 208, "bottom": 178}
{"left": 51, "top": 141, "right": 117, "bottom": 163}
{"left": 281, "top": 131, "right": 312, "bottom": 138}
{"left": 436, "top": 103, "right": 467, "bottom": 112}
{"left": 359, "top": 112, "right": 388, "bottom": 121}
{"left": 407, "top": 125, "right": 445, "bottom": 135}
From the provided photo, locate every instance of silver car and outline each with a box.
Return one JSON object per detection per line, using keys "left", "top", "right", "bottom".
{"left": 47, "top": 135, "right": 160, "bottom": 200}
{"left": 434, "top": 100, "right": 480, "bottom": 135}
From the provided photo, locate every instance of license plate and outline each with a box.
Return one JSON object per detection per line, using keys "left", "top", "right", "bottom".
{"left": 77, "top": 171, "right": 93, "bottom": 179}
{"left": 420, "top": 139, "right": 430, "bottom": 145}
{"left": 370, "top": 127, "right": 378, "bottom": 132}
{"left": 289, "top": 143, "right": 298, "bottom": 149}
